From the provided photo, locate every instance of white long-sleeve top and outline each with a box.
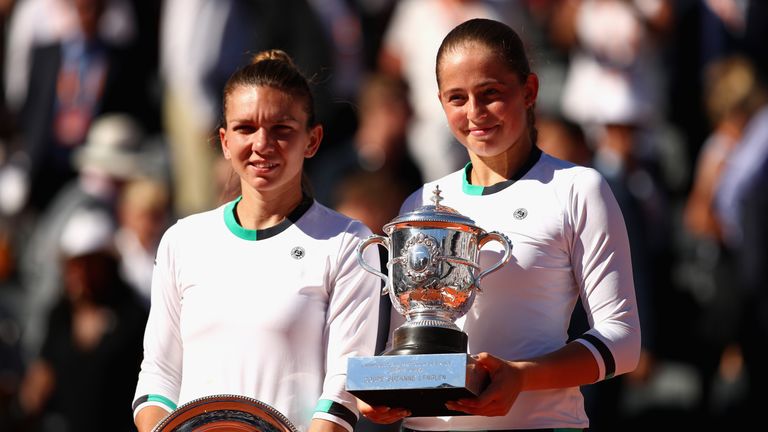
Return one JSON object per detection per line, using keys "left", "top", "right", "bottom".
{"left": 395, "top": 150, "right": 641, "bottom": 430}
{"left": 133, "top": 197, "right": 381, "bottom": 431}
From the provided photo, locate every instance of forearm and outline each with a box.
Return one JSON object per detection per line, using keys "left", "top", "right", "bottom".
{"left": 515, "top": 341, "right": 600, "bottom": 391}
{"left": 444, "top": 343, "right": 601, "bottom": 416}
{"left": 135, "top": 405, "right": 170, "bottom": 432}
{"left": 308, "top": 418, "right": 349, "bottom": 432}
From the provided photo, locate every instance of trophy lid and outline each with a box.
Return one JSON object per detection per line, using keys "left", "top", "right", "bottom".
{"left": 384, "top": 185, "right": 480, "bottom": 232}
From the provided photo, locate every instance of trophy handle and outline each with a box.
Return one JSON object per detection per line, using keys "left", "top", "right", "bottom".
{"left": 357, "top": 235, "right": 390, "bottom": 295}
{"left": 475, "top": 231, "right": 512, "bottom": 288}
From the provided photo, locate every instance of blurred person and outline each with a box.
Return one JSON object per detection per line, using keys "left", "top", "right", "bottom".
{"left": 11, "top": 0, "right": 155, "bottom": 216}
{"left": 377, "top": 0, "right": 507, "bottom": 182}
{"left": 712, "top": 57, "right": 768, "bottom": 427}
{"left": 332, "top": 169, "right": 409, "bottom": 238}
{"left": 16, "top": 207, "right": 148, "bottom": 431}
{"left": 361, "top": 18, "right": 641, "bottom": 430}
{"left": 307, "top": 72, "right": 422, "bottom": 207}
{"left": 132, "top": 49, "right": 380, "bottom": 432}
{"left": 683, "top": 56, "right": 764, "bottom": 243}
{"left": 714, "top": 75, "right": 768, "bottom": 252}
{"left": 3, "top": 0, "right": 137, "bottom": 112}
{"left": 114, "top": 177, "right": 171, "bottom": 308}
{"left": 535, "top": 114, "right": 592, "bottom": 167}
{"left": 17, "top": 112, "right": 151, "bottom": 359}
{"left": 679, "top": 57, "right": 765, "bottom": 377}
{"left": 556, "top": 0, "right": 673, "bottom": 130}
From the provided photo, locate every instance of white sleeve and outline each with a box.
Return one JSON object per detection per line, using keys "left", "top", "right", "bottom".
{"left": 313, "top": 222, "right": 381, "bottom": 431}
{"left": 132, "top": 225, "right": 183, "bottom": 416}
{"left": 567, "top": 169, "right": 641, "bottom": 380}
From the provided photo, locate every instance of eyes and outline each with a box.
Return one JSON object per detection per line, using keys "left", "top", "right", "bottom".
{"left": 444, "top": 87, "right": 502, "bottom": 106}
{"left": 231, "top": 123, "right": 296, "bottom": 139}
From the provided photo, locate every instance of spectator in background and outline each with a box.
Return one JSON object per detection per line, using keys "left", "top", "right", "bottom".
{"left": 712, "top": 57, "right": 768, "bottom": 427}
{"left": 307, "top": 72, "right": 421, "bottom": 207}
{"left": 16, "top": 207, "right": 147, "bottom": 431}
{"left": 17, "top": 113, "right": 154, "bottom": 359}
{"left": 114, "top": 177, "right": 171, "bottom": 308}
{"left": 3, "top": 0, "right": 138, "bottom": 113}
{"left": 11, "top": 0, "right": 155, "bottom": 217}
{"left": 535, "top": 114, "right": 592, "bottom": 167}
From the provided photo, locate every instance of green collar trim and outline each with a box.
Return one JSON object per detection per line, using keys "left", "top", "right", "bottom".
{"left": 462, "top": 162, "right": 485, "bottom": 196}
{"left": 223, "top": 194, "right": 314, "bottom": 241}
{"left": 461, "top": 147, "right": 542, "bottom": 196}
{"left": 224, "top": 196, "right": 258, "bottom": 240}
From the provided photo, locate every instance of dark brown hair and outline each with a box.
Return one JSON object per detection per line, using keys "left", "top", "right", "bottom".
{"left": 436, "top": 18, "right": 537, "bottom": 144}
{"left": 221, "top": 49, "right": 317, "bottom": 127}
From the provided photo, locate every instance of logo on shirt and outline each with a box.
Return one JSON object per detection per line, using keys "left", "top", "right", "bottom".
{"left": 290, "top": 246, "right": 306, "bottom": 260}
{"left": 513, "top": 208, "right": 528, "bottom": 220}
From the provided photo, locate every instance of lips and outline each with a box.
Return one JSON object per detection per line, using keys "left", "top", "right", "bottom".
{"left": 468, "top": 125, "right": 498, "bottom": 137}
{"left": 250, "top": 161, "right": 277, "bottom": 168}
{"left": 248, "top": 160, "right": 278, "bottom": 172}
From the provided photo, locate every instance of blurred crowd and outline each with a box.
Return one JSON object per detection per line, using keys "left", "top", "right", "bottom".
{"left": 0, "top": 0, "right": 766, "bottom": 430}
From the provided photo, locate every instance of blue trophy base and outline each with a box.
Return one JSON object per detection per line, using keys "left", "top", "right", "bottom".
{"left": 346, "top": 352, "right": 488, "bottom": 417}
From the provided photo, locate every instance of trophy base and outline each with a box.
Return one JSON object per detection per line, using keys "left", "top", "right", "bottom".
{"left": 385, "top": 326, "right": 468, "bottom": 355}
{"left": 346, "top": 352, "right": 488, "bottom": 417}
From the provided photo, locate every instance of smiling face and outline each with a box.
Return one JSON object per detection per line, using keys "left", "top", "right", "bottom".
{"left": 437, "top": 42, "right": 538, "bottom": 163}
{"left": 219, "top": 85, "right": 322, "bottom": 197}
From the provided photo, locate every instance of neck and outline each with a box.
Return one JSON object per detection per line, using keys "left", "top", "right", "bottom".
{"left": 469, "top": 138, "right": 533, "bottom": 186}
{"left": 236, "top": 184, "right": 303, "bottom": 230}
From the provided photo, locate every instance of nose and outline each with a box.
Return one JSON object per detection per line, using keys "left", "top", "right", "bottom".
{"left": 251, "top": 128, "right": 271, "bottom": 153}
{"left": 467, "top": 96, "right": 487, "bottom": 122}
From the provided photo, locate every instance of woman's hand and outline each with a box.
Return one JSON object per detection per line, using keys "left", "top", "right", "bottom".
{"left": 356, "top": 398, "right": 410, "bottom": 424}
{"left": 444, "top": 352, "right": 523, "bottom": 416}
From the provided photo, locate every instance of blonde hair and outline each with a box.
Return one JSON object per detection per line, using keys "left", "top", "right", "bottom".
{"left": 704, "top": 55, "right": 768, "bottom": 125}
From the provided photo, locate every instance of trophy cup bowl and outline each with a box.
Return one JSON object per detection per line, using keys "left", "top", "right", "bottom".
{"left": 346, "top": 186, "right": 511, "bottom": 416}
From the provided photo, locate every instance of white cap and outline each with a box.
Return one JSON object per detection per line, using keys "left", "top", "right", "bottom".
{"left": 73, "top": 113, "right": 146, "bottom": 179}
{"left": 59, "top": 208, "right": 116, "bottom": 258}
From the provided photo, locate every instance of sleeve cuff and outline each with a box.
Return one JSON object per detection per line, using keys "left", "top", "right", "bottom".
{"left": 313, "top": 399, "right": 357, "bottom": 431}
{"left": 132, "top": 394, "right": 177, "bottom": 419}
{"left": 575, "top": 333, "right": 616, "bottom": 380}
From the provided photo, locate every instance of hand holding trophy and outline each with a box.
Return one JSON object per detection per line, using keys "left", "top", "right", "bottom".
{"left": 347, "top": 186, "right": 512, "bottom": 417}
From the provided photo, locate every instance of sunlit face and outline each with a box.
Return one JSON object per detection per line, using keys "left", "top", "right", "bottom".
{"left": 437, "top": 43, "right": 538, "bottom": 160}
{"left": 219, "top": 85, "right": 321, "bottom": 195}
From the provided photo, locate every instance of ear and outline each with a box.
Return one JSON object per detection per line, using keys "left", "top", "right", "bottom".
{"left": 304, "top": 124, "right": 323, "bottom": 158}
{"left": 219, "top": 127, "right": 230, "bottom": 160}
{"left": 524, "top": 73, "right": 539, "bottom": 108}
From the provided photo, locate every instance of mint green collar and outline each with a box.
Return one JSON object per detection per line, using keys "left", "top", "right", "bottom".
{"left": 223, "top": 194, "right": 314, "bottom": 241}
{"left": 461, "top": 147, "right": 542, "bottom": 196}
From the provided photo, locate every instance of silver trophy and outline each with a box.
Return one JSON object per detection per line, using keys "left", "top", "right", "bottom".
{"left": 346, "top": 186, "right": 511, "bottom": 416}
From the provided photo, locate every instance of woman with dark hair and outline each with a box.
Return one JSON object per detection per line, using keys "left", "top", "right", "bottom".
{"left": 132, "top": 50, "right": 381, "bottom": 432}
{"left": 361, "top": 18, "right": 641, "bottom": 431}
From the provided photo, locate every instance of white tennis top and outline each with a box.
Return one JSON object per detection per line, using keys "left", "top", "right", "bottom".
{"left": 395, "top": 150, "right": 641, "bottom": 430}
{"left": 133, "top": 196, "right": 381, "bottom": 431}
